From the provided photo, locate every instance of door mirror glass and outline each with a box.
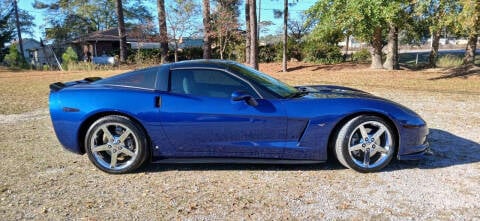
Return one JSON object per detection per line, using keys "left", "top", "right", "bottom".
{"left": 231, "top": 90, "right": 258, "bottom": 106}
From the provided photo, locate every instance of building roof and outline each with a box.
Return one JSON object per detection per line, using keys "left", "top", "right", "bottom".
{"left": 72, "top": 27, "right": 159, "bottom": 43}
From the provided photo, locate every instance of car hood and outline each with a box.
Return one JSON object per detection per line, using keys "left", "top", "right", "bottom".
{"left": 292, "top": 85, "right": 424, "bottom": 124}
{"left": 295, "top": 85, "right": 376, "bottom": 99}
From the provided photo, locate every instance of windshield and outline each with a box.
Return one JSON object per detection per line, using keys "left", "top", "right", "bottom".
{"left": 230, "top": 63, "right": 298, "bottom": 98}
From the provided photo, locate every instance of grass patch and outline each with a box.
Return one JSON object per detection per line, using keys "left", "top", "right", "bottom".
{"left": 436, "top": 54, "right": 463, "bottom": 68}
{"left": 0, "top": 68, "right": 125, "bottom": 114}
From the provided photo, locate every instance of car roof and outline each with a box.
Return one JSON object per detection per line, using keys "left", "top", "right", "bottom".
{"left": 169, "top": 59, "right": 235, "bottom": 70}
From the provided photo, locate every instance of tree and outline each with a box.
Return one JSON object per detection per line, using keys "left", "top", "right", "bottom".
{"left": 4, "top": 44, "right": 27, "bottom": 68}
{"left": 13, "top": 0, "right": 25, "bottom": 61}
{"left": 249, "top": 0, "right": 258, "bottom": 69}
{"left": 307, "top": 0, "right": 387, "bottom": 69}
{"left": 202, "top": 0, "right": 212, "bottom": 59}
{"left": 282, "top": 0, "right": 288, "bottom": 72}
{"left": 245, "top": 0, "right": 250, "bottom": 63}
{"left": 416, "top": 0, "right": 460, "bottom": 67}
{"left": 288, "top": 15, "right": 313, "bottom": 43}
{"left": 115, "top": 0, "right": 127, "bottom": 63}
{"left": 383, "top": 1, "right": 412, "bottom": 70}
{"left": 458, "top": 0, "right": 480, "bottom": 65}
{"left": 0, "top": 6, "right": 14, "bottom": 61}
{"left": 61, "top": 46, "right": 78, "bottom": 70}
{"left": 1, "top": 1, "right": 34, "bottom": 59}
{"left": 211, "top": 0, "right": 241, "bottom": 60}
{"left": 157, "top": 0, "right": 169, "bottom": 63}
{"left": 167, "top": 0, "right": 201, "bottom": 62}
{"left": 34, "top": 1, "right": 153, "bottom": 45}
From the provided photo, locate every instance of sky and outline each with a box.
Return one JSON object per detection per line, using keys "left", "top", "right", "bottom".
{"left": 17, "top": 0, "right": 316, "bottom": 40}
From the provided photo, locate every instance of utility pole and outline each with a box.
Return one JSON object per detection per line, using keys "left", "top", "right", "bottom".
{"left": 13, "top": 0, "right": 25, "bottom": 61}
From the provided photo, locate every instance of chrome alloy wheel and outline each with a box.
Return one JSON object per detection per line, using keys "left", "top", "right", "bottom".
{"left": 347, "top": 121, "right": 393, "bottom": 169}
{"left": 90, "top": 122, "right": 139, "bottom": 171}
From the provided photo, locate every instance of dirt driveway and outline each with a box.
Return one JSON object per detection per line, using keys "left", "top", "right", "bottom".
{"left": 0, "top": 64, "right": 479, "bottom": 220}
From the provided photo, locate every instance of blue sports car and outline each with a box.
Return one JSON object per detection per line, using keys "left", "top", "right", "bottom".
{"left": 49, "top": 60, "right": 429, "bottom": 174}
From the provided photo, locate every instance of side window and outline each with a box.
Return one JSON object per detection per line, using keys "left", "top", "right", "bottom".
{"left": 170, "top": 69, "right": 259, "bottom": 98}
{"left": 97, "top": 68, "right": 157, "bottom": 89}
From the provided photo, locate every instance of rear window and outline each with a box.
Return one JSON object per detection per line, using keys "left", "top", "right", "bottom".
{"left": 96, "top": 67, "right": 158, "bottom": 89}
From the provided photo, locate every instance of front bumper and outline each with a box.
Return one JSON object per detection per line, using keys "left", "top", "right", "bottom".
{"left": 397, "top": 141, "right": 431, "bottom": 160}
{"left": 396, "top": 121, "right": 430, "bottom": 160}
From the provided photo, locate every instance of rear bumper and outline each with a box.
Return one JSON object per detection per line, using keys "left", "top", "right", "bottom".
{"left": 397, "top": 141, "right": 431, "bottom": 160}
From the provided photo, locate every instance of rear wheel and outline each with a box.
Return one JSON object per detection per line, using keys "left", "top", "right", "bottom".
{"left": 85, "top": 115, "right": 149, "bottom": 174}
{"left": 334, "top": 115, "right": 396, "bottom": 172}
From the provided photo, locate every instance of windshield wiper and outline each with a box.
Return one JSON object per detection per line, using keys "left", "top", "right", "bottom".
{"left": 286, "top": 91, "right": 308, "bottom": 98}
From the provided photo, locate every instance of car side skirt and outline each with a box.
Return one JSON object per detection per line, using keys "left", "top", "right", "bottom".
{"left": 151, "top": 157, "right": 325, "bottom": 164}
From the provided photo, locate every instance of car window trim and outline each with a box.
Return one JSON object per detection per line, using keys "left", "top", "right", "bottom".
{"left": 169, "top": 67, "right": 264, "bottom": 99}
{"left": 97, "top": 66, "right": 159, "bottom": 91}
{"left": 101, "top": 84, "right": 158, "bottom": 91}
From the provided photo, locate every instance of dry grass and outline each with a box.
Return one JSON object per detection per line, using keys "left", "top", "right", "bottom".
{"left": 0, "top": 68, "right": 125, "bottom": 114}
{"left": 1, "top": 62, "right": 479, "bottom": 115}
{"left": 262, "top": 62, "right": 480, "bottom": 95}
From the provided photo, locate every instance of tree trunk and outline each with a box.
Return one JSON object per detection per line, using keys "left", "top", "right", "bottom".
{"left": 344, "top": 35, "right": 349, "bottom": 61}
{"left": 13, "top": 0, "right": 25, "bottom": 61}
{"left": 249, "top": 0, "right": 258, "bottom": 69}
{"left": 157, "top": 0, "right": 168, "bottom": 63}
{"left": 219, "top": 35, "right": 224, "bottom": 59}
{"left": 370, "top": 27, "right": 383, "bottom": 69}
{"left": 383, "top": 24, "right": 399, "bottom": 70}
{"left": 115, "top": 0, "right": 127, "bottom": 64}
{"left": 429, "top": 30, "right": 440, "bottom": 67}
{"left": 174, "top": 42, "right": 178, "bottom": 62}
{"left": 202, "top": 0, "right": 212, "bottom": 59}
{"left": 463, "top": 34, "right": 478, "bottom": 65}
{"left": 245, "top": 1, "right": 250, "bottom": 64}
{"left": 282, "top": 0, "right": 288, "bottom": 72}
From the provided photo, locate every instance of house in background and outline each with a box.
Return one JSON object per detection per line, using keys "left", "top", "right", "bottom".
{"left": 72, "top": 27, "right": 204, "bottom": 64}
{"left": 13, "top": 38, "right": 58, "bottom": 69}
{"left": 72, "top": 27, "right": 161, "bottom": 64}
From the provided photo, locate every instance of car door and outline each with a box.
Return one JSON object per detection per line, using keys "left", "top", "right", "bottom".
{"left": 159, "top": 68, "right": 287, "bottom": 159}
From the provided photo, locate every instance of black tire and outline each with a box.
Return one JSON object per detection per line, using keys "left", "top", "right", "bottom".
{"left": 85, "top": 115, "right": 149, "bottom": 174}
{"left": 334, "top": 115, "right": 396, "bottom": 173}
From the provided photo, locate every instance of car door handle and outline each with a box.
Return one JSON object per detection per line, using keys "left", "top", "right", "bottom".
{"left": 155, "top": 96, "right": 162, "bottom": 108}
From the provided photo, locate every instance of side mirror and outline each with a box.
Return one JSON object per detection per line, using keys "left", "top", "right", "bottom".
{"left": 231, "top": 90, "right": 258, "bottom": 106}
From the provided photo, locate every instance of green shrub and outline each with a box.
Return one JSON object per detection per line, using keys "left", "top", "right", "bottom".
{"left": 62, "top": 47, "right": 78, "bottom": 63}
{"left": 436, "top": 54, "right": 463, "bottom": 68}
{"left": 302, "top": 40, "right": 343, "bottom": 64}
{"left": 259, "top": 44, "right": 278, "bottom": 63}
{"left": 4, "top": 44, "right": 28, "bottom": 68}
{"left": 271, "top": 38, "right": 305, "bottom": 62}
{"left": 352, "top": 48, "right": 371, "bottom": 62}
{"left": 61, "top": 47, "right": 78, "bottom": 70}
{"left": 128, "top": 48, "right": 162, "bottom": 65}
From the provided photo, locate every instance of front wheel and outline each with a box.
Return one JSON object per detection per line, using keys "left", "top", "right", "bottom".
{"left": 85, "top": 115, "right": 149, "bottom": 174}
{"left": 334, "top": 115, "right": 396, "bottom": 172}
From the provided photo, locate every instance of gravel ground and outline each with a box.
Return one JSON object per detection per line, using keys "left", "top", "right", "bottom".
{"left": 1, "top": 81, "right": 479, "bottom": 220}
